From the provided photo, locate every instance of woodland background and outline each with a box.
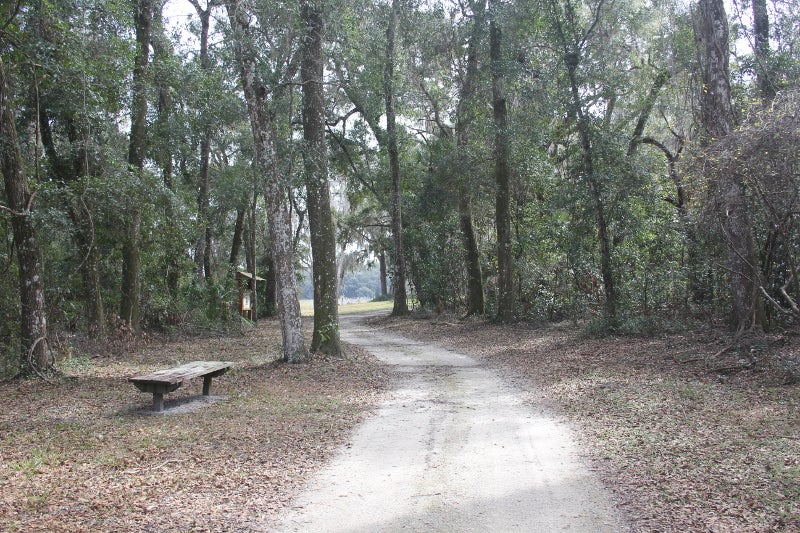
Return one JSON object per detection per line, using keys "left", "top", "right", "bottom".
{"left": 2, "top": 0, "right": 800, "bottom": 376}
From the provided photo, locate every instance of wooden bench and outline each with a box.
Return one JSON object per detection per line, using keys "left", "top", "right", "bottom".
{"left": 129, "top": 361, "right": 233, "bottom": 412}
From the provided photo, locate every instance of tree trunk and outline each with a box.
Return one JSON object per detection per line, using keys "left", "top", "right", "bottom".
{"left": 160, "top": 120, "right": 180, "bottom": 302}
{"left": 229, "top": 204, "right": 246, "bottom": 267}
{"left": 195, "top": 132, "right": 212, "bottom": 284}
{"left": 490, "top": 14, "right": 513, "bottom": 322}
{"left": 695, "top": 0, "right": 760, "bottom": 331}
{"left": 752, "top": 0, "right": 774, "bottom": 101}
{"left": 190, "top": 0, "right": 214, "bottom": 286}
{"left": 121, "top": 0, "right": 152, "bottom": 330}
{"left": 547, "top": 1, "right": 617, "bottom": 320}
{"left": 70, "top": 208, "right": 105, "bottom": 335}
{"left": 244, "top": 203, "right": 256, "bottom": 274}
{"left": 458, "top": 196, "right": 484, "bottom": 315}
{"left": 627, "top": 73, "right": 709, "bottom": 308}
{"left": 0, "top": 56, "right": 52, "bottom": 375}
{"left": 153, "top": 5, "right": 180, "bottom": 304}
{"left": 637, "top": 136, "right": 706, "bottom": 306}
{"left": 563, "top": 51, "right": 617, "bottom": 319}
{"left": 627, "top": 70, "right": 671, "bottom": 157}
{"left": 379, "top": 247, "right": 388, "bottom": 297}
{"left": 263, "top": 253, "right": 278, "bottom": 318}
{"left": 40, "top": 107, "right": 106, "bottom": 336}
{"left": 227, "top": 0, "right": 307, "bottom": 362}
{"left": 385, "top": 0, "right": 409, "bottom": 316}
{"left": 120, "top": 211, "right": 142, "bottom": 329}
{"left": 455, "top": 0, "right": 486, "bottom": 317}
{"left": 696, "top": 0, "right": 734, "bottom": 139}
{"left": 301, "top": 0, "right": 341, "bottom": 356}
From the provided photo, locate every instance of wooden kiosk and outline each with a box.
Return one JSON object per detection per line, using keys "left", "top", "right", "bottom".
{"left": 236, "top": 271, "right": 265, "bottom": 320}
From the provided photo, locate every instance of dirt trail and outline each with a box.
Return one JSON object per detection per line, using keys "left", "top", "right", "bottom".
{"left": 274, "top": 314, "right": 629, "bottom": 532}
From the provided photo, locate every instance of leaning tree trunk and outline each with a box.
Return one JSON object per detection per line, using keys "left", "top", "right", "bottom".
{"left": 301, "top": 0, "right": 341, "bottom": 356}
{"left": 121, "top": 0, "right": 152, "bottom": 330}
{"left": 490, "top": 13, "right": 513, "bottom": 322}
{"left": 0, "top": 56, "right": 51, "bottom": 375}
{"left": 696, "top": 0, "right": 760, "bottom": 331}
{"left": 227, "top": 0, "right": 307, "bottom": 362}
{"left": 548, "top": 0, "right": 617, "bottom": 320}
{"left": 385, "top": 0, "right": 409, "bottom": 316}
{"left": 564, "top": 51, "right": 617, "bottom": 320}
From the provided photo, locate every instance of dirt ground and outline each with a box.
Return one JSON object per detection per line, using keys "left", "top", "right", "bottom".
{"left": 372, "top": 314, "right": 800, "bottom": 532}
{"left": 0, "top": 320, "right": 387, "bottom": 532}
{"left": 275, "top": 313, "right": 628, "bottom": 532}
{"left": 1, "top": 314, "right": 798, "bottom": 532}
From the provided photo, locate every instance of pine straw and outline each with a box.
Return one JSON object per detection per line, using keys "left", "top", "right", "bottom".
{"left": 370, "top": 315, "right": 800, "bottom": 533}
{"left": 0, "top": 318, "right": 388, "bottom": 532}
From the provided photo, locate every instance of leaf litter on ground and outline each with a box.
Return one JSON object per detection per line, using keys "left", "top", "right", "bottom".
{"left": 2, "top": 314, "right": 798, "bottom": 532}
{"left": 368, "top": 314, "right": 799, "bottom": 533}
{"left": 0, "top": 318, "right": 388, "bottom": 532}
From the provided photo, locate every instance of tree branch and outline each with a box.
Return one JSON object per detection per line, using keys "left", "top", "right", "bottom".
{"left": 326, "top": 125, "right": 385, "bottom": 205}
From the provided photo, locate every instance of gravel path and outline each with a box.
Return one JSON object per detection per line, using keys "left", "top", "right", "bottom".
{"left": 274, "top": 315, "right": 629, "bottom": 532}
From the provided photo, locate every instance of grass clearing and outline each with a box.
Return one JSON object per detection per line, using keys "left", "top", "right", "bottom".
{"left": 299, "top": 299, "right": 394, "bottom": 316}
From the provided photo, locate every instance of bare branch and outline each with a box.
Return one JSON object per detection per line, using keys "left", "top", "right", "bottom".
{"left": 0, "top": 204, "right": 24, "bottom": 217}
{"left": 580, "top": 0, "right": 610, "bottom": 50}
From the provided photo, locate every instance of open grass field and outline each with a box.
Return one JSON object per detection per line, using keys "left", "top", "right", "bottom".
{"left": 299, "top": 299, "right": 394, "bottom": 316}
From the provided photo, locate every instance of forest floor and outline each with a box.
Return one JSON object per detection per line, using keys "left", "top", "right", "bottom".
{"left": 0, "top": 312, "right": 798, "bottom": 531}
{"left": 373, "top": 313, "right": 800, "bottom": 532}
{"left": 0, "top": 319, "right": 388, "bottom": 532}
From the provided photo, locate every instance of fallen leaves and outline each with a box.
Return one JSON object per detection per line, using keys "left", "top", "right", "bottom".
{"left": 3, "top": 314, "right": 797, "bottom": 531}
{"left": 0, "top": 318, "right": 387, "bottom": 532}
{"left": 372, "top": 315, "right": 800, "bottom": 533}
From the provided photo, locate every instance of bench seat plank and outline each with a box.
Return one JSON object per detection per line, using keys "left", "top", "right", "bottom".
{"left": 129, "top": 361, "right": 233, "bottom": 411}
{"left": 129, "top": 361, "right": 232, "bottom": 386}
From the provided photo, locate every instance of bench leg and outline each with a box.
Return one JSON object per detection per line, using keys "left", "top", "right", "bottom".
{"left": 203, "top": 375, "right": 212, "bottom": 396}
{"left": 153, "top": 392, "right": 164, "bottom": 412}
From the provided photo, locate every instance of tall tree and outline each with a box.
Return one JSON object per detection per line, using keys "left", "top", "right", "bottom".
{"left": 29, "top": 0, "right": 108, "bottom": 337}
{"left": 751, "top": 0, "right": 774, "bottom": 101}
{"left": 301, "top": 0, "right": 341, "bottom": 355}
{"left": 152, "top": 3, "right": 182, "bottom": 301}
{"left": 454, "top": 0, "right": 486, "bottom": 317}
{"left": 385, "top": 0, "right": 409, "bottom": 316}
{"left": 189, "top": 0, "right": 218, "bottom": 285}
{"left": 120, "top": 0, "right": 153, "bottom": 330}
{"left": 490, "top": 4, "right": 513, "bottom": 321}
{"left": 226, "top": 0, "right": 307, "bottom": 362}
{"left": 0, "top": 53, "right": 52, "bottom": 375}
{"left": 549, "top": 0, "right": 617, "bottom": 319}
{"left": 695, "top": 0, "right": 760, "bottom": 330}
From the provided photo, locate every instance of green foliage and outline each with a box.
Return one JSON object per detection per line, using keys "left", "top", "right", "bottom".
{"left": 402, "top": 149, "right": 466, "bottom": 311}
{"left": 4, "top": 0, "right": 800, "bottom": 366}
